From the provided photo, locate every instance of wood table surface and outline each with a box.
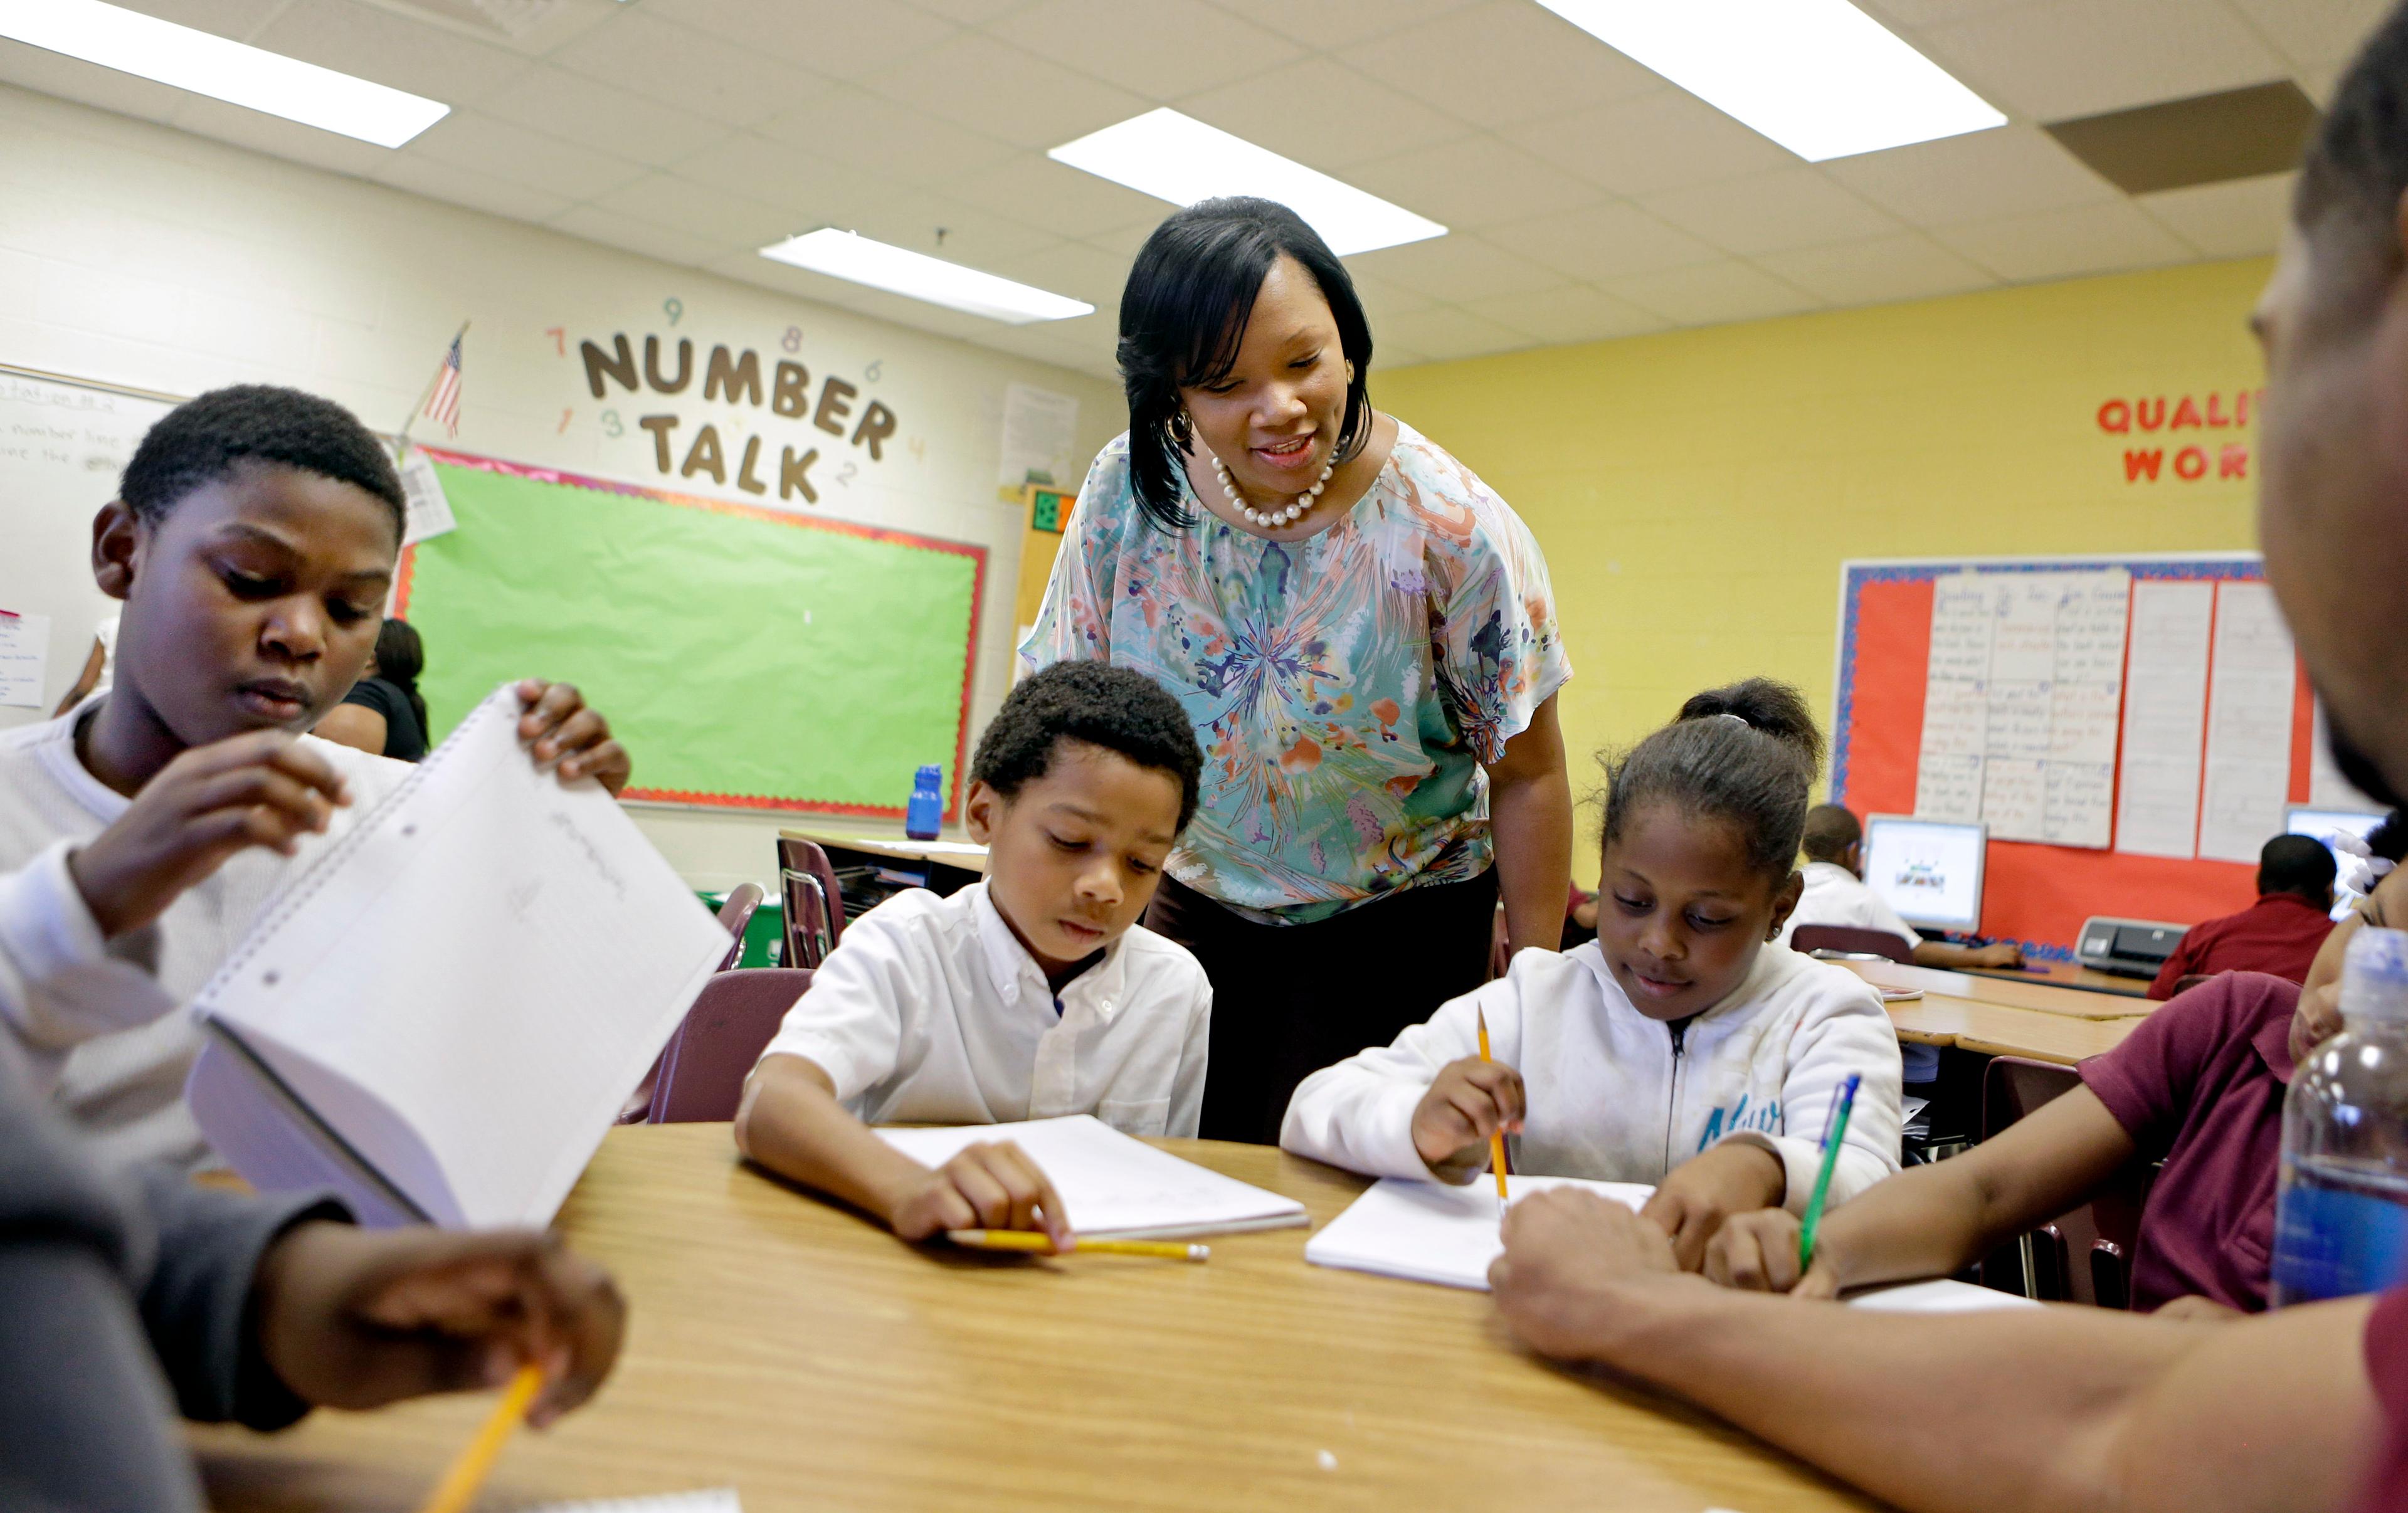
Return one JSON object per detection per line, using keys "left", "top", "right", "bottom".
{"left": 1840, "top": 959, "right": 2148, "bottom": 1020}
{"left": 196, "top": 1126, "right": 1882, "bottom": 1513}
{"left": 1960, "top": 960, "right": 2154, "bottom": 998}
{"left": 1883, "top": 993, "right": 2143, "bottom": 1065}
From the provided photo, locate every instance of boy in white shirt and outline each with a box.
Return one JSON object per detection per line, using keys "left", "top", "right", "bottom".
{"left": 1777, "top": 804, "right": 2021, "bottom": 972}
{"left": 735, "top": 662, "right": 1210, "bottom": 1249}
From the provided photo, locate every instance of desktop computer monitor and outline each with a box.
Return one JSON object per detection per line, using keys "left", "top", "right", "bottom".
{"left": 2286, "top": 806, "right": 2390, "bottom": 921}
{"left": 1861, "top": 816, "right": 1987, "bottom": 934}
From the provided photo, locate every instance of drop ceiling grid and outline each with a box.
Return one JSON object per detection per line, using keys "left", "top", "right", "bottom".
{"left": 0, "top": 0, "right": 2345, "bottom": 376}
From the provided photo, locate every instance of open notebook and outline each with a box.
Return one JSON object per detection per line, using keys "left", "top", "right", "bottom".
{"left": 877, "top": 1116, "right": 1308, "bottom": 1240}
{"left": 184, "top": 685, "right": 729, "bottom": 1230}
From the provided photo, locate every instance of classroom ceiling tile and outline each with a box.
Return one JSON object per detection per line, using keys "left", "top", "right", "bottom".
{"left": 548, "top": 203, "right": 726, "bottom": 270}
{"left": 843, "top": 190, "right": 1067, "bottom": 270}
{"left": 1080, "top": 220, "right": 1161, "bottom": 259}
{"left": 2224, "top": 0, "right": 2394, "bottom": 70}
{"left": 665, "top": 133, "right": 892, "bottom": 227}
{"left": 1605, "top": 259, "right": 1822, "bottom": 326}
{"left": 403, "top": 110, "right": 648, "bottom": 203}
{"left": 1344, "top": 270, "right": 1437, "bottom": 324}
{"left": 107, "top": 0, "right": 288, "bottom": 34}
{"left": 0, "top": 43, "right": 190, "bottom": 127}
{"left": 162, "top": 95, "right": 393, "bottom": 179}
{"left": 248, "top": 0, "right": 525, "bottom": 103}
{"left": 937, "top": 151, "right": 1168, "bottom": 240}
{"left": 904, "top": 0, "right": 1028, "bottom": 23}
{"left": 635, "top": 0, "right": 959, "bottom": 79}
{"left": 1346, "top": 0, "right": 1660, "bottom": 129}
{"left": 1373, "top": 303, "right": 1533, "bottom": 362}
{"left": 985, "top": 236, "right": 1133, "bottom": 308}
{"left": 1345, "top": 135, "right": 1601, "bottom": 231}
{"left": 752, "top": 85, "right": 1018, "bottom": 184}
{"left": 1753, "top": 232, "right": 1997, "bottom": 306}
{"left": 1174, "top": 56, "right": 1471, "bottom": 169}
{"left": 991, "top": 0, "right": 1303, "bottom": 98}
{"left": 369, "top": 152, "right": 573, "bottom": 226}
{"left": 1345, "top": 233, "right": 1569, "bottom": 303}
{"left": 1483, "top": 201, "right": 1721, "bottom": 282}
{"left": 547, "top": 10, "right": 827, "bottom": 130}
{"left": 859, "top": 31, "right": 1150, "bottom": 151}
{"left": 1856, "top": 0, "right": 2025, "bottom": 23}
{"left": 591, "top": 172, "right": 796, "bottom": 246}
{"left": 1640, "top": 169, "right": 1904, "bottom": 256}
{"left": 2138, "top": 171, "right": 2294, "bottom": 258}
{"left": 1820, "top": 124, "right": 2116, "bottom": 227}
{"left": 1459, "top": 283, "right": 1669, "bottom": 344}
{"left": 1204, "top": 0, "right": 1477, "bottom": 50}
{"left": 477, "top": 65, "right": 733, "bottom": 169}
{"left": 1916, "top": 0, "right": 2291, "bottom": 122}
{"left": 1497, "top": 90, "right": 1798, "bottom": 198}
{"left": 1931, "top": 198, "right": 2197, "bottom": 282}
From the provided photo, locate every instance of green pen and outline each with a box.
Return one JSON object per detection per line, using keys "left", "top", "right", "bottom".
{"left": 1797, "top": 1072, "right": 1863, "bottom": 1272}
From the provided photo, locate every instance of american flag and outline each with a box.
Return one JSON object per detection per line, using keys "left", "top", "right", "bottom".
{"left": 421, "top": 332, "right": 462, "bottom": 438}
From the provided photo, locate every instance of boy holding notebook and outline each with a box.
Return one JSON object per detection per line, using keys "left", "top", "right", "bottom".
{"left": 0, "top": 385, "right": 630, "bottom": 1169}
{"left": 736, "top": 662, "right": 1210, "bottom": 1248}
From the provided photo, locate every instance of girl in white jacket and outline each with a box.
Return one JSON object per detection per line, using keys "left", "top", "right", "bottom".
{"left": 1282, "top": 679, "right": 1903, "bottom": 1269}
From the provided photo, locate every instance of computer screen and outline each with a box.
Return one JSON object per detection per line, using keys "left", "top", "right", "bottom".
{"left": 1861, "top": 816, "right": 1987, "bottom": 932}
{"left": 2286, "top": 806, "right": 2389, "bottom": 921}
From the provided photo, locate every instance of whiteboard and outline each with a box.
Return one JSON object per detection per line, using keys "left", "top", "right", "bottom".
{"left": 0, "top": 367, "right": 175, "bottom": 732}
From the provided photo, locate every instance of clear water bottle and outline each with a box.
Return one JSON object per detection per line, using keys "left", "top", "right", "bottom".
{"left": 2271, "top": 927, "right": 2408, "bottom": 1305}
{"left": 905, "top": 764, "right": 943, "bottom": 841}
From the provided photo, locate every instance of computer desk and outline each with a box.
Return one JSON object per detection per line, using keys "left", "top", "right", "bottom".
{"left": 1960, "top": 959, "right": 2155, "bottom": 998}
{"left": 1840, "top": 961, "right": 2152, "bottom": 1066}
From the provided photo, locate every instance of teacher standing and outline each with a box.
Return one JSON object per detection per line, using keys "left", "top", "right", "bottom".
{"left": 1020, "top": 198, "right": 1574, "bottom": 1142}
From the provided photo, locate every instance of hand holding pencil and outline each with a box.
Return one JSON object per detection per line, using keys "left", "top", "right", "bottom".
{"left": 1409, "top": 1020, "right": 1526, "bottom": 1181}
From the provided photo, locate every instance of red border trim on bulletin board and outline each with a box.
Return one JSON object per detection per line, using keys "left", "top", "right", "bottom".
{"left": 392, "top": 445, "right": 988, "bottom": 821}
{"left": 1830, "top": 553, "right": 2300, "bottom": 959}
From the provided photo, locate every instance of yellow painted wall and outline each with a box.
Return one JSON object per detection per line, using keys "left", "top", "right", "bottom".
{"left": 1379, "top": 256, "right": 2273, "bottom": 883}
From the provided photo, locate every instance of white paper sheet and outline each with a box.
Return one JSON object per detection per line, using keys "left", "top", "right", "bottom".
{"left": 397, "top": 446, "right": 457, "bottom": 546}
{"left": 2116, "top": 581, "right": 2215, "bottom": 858}
{"left": 877, "top": 1116, "right": 1307, "bottom": 1239}
{"left": 524, "top": 1494, "right": 741, "bottom": 1513}
{"left": 1303, "top": 1176, "right": 1656, "bottom": 1291}
{"left": 0, "top": 610, "right": 51, "bottom": 709}
{"left": 1915, "top": 575, "right": 1995, "bottom": 821}
{"left": 2199, "top": 581, "right": 2298, "bottom": 863}
{"left": 1843, "top": 1278, "right": 2040, "bottom": 1314}
{"left": 998, "top": 382, "right": 1080, "bottom": 488}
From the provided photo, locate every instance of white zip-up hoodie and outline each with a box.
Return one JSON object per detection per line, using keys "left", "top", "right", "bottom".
{"left": 1281, "top": 939, "right": 1904, "bottom": 1211}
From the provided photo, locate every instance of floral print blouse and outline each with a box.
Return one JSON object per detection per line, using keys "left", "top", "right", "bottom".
{"left": 1018, "top": 423, "right": 1570, "bottom": 925}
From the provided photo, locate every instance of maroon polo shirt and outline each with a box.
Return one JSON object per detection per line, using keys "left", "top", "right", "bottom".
{"left": 2361, "top": 1290, "right": 2408, "bottom": 1513}
{"left": 2078, "top": 971, "right": 2296, "bottom": 1312}
{"left": 2149, "top": 891, "right": 2336, "bottom": 999}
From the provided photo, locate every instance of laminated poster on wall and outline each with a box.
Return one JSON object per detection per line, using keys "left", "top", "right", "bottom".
{"left": 397, "top": 447, "right": 457, "bottom": 546}
{"left": 2198, "top": 581, "right": 2300, "bottom": 863}
{"left": 998, "top": 382, "right": 1079, "bottom": 490}
{"left": 0, "top": 611, "right": 50, "bottom": 709}
{"left": 2115, "top": 581, "right": 2215, "bottom": 858}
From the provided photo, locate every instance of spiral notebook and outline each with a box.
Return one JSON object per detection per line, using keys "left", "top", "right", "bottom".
{"left": 184, "top": 685, "right": 729, "bottom": 1229}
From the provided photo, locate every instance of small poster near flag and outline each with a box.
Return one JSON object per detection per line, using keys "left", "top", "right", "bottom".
{"left": 398, "top": 448, "right": 457, "bottom": 546}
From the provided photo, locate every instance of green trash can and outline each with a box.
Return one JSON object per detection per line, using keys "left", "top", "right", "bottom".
{"left": 697, "top": 890, "right": 785, "bottom": 969}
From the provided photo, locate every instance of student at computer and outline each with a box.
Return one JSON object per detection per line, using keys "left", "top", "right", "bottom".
{"left": 1281, "top": 680, "right": 1903, "bottom": 1270}
{"left": 1778, "top": 804, "right": 2022, "bottom": 971}
{"left": 2148, "top": 835, "right": 2338, "bottom": 998}
{"left": 734, "top": 662, "right": 1210, "bottom": 1248}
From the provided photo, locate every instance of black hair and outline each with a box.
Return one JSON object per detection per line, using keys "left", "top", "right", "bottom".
{"left": 374, "top": 617, "right": 428, "bottom": 738}
{"left": 1800, "top": 803, "right": 1862, "bottom": 863}
{"left": 971, "top": 662, "right": 1203, "bottom": 832}
{"left": 1601, "top": 680, "right": 1825, "bottom": 885}
{"left": 120, "top": 385, "right": 406, "bottom": 540}
{"left": 1117, "top": 197, "right": 1374, "bottom": 532}
{"left": 2370, "top": 810, "right": 2408, "bottom": 863}
{"left": 2261, "top": 833, "right": 2340, "bottom": 901}
{"left": 2296, "top": 4, "right": 2408, "bottom": 289}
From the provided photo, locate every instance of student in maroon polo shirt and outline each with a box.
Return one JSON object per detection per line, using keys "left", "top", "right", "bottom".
{"left": 1477, "top": 9, "right": 2408, "bottom": 1509}
{"left": 2149, "top": 836, "right": 2338, "bottom": 998}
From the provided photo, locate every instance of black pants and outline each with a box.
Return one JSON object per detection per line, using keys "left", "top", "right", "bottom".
{"left": 1144, "top": 868, "right": 1501, "bottom": 1144}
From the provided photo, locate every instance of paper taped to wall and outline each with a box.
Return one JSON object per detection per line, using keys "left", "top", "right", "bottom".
{"left": 0, "top": 610, "right": 51, "bottom": 709}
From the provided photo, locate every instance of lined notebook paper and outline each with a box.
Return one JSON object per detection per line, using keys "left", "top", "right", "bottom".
{"left": 1304, "top": 1176, "right": 1656, "bottom": 1290}
{"left": 185, "top": 685, "right": 730, "bottom": 1229}
{"left": 522, "top": 1493, "right": 741, "bottom": 1513}
{"left": 877, "top": 1116, "right": 1307, "bottom": 1239}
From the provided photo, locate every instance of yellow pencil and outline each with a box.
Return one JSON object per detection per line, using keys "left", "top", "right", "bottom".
{"left": 1476, "top": 1006, "right": 1511, "bottom": 1210}
{"left": 948, "top": 1229, "right": 1208, "bottom": 1262}
{"left": 415, "top": 1363, "right": 544, "bottom": 1513}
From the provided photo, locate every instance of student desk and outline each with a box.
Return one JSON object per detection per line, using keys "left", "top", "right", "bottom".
{"left": 1840, "top": 960, "right": 2145, "bottom": 1020}
{"left": 1961, "top": 960, "right": 2155, "bottom": 998}
{"left": 1842, "top": 961, "right": 2152, "bottom": 1066}
{"left": 192, "top": 1126, "right": 1884, "bottom": 1513}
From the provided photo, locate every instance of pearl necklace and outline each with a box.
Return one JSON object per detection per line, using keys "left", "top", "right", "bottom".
{"left": 1208, "top": 448, "right": 1333, "bottom": 528}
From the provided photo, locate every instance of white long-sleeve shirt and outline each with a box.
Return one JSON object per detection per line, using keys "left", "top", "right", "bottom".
{"left": 0, "top": 705, "right": 404, "bottom": 1168}
{"left": 1281, "top": 939, "right": 1904, "bottom": 1212}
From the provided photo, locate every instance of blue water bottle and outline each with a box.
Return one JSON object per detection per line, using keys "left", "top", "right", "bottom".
{"left": 906, "top": 764, "right": 943, "bottom": 841}
{"left": 2271, "top": 927, "right": 2408, "bottom": 1304}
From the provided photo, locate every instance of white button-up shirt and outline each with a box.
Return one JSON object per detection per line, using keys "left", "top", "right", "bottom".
{"left": 756, "top": 882, "right": 1212, "bottom": 1137}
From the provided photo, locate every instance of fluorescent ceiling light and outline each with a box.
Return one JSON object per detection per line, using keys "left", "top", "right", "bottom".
{"left": 1049, "top": 108, "right": 1446, "bottom": 256}
{"left": 0, "top": 0, "right": 448, "bottom": 147}
{"left": 759, "top": 230, "right": 1095, "bottom": 325}
{"left": 1531, "top": 0, "right": 2004, "bottom": 162}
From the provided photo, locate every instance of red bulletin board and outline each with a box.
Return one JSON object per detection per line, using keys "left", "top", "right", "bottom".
{"left": 1831, "top": 555, "right": 2320, "bottom": 958}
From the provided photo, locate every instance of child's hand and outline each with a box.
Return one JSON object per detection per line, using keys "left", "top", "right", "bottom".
{"left": 1701, "top": 1207, "right": 1840, "bottom": 1298}
{"left": 1639, "top": 1141, "right": 1787, "bottom": 1272}
{"left": 514, "top": 680, "right": 631, "bottom": 795}
{"left": 251, "top": 1221, "right": 624, "bottom": 1428}
{"left": 69, "top": 730, "right": 351, "bottom": 938}
{"left": 889, "top": 1141, "right": 1072, "bottom": 1252}
{"left": 1972, "top": 941, "right": 2024, "bottom": 969}
{"left": 1410, "top": 1057, "right": 1526, "bottom": 1178}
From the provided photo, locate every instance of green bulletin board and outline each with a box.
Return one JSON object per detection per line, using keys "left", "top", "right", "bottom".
{"left": 396, "top": 450, "right": 984, "bottom": 818}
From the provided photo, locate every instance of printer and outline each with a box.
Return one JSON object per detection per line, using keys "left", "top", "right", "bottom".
{"left": 2075, "top": 916, "right": 2190, "bottom": 979}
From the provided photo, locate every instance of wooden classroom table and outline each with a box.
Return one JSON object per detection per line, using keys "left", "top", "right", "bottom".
{"left": 194, "top": 1126, "right": 1883, "bottom": 1513}
{"left": 1882, "top": 991, "right": 2145, "bottom": 1065}
{"left": 1839, "top": 959, "right": 2145, "bottom": 1020}
{"left": 784, "top": 829, "right": 990, "bottom": 874}
{"left": 1960, "top": 959, "right": 2155, "bottom": 998}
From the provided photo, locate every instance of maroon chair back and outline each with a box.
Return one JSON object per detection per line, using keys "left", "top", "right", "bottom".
{"left": 712, "top": 882, "right": 764, "bottom": 974}
{"left": 648, "top": 967, "right": 815, "bottom": 1124}
{"left": 1980, "top": 1055, "right": 2152, "bottom": 1307}
{"left": 1792, "top": 924, "right": 1914, "bottom": 964}
{"left": 778, "top": 838, "right": 846, "bottom": 968}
